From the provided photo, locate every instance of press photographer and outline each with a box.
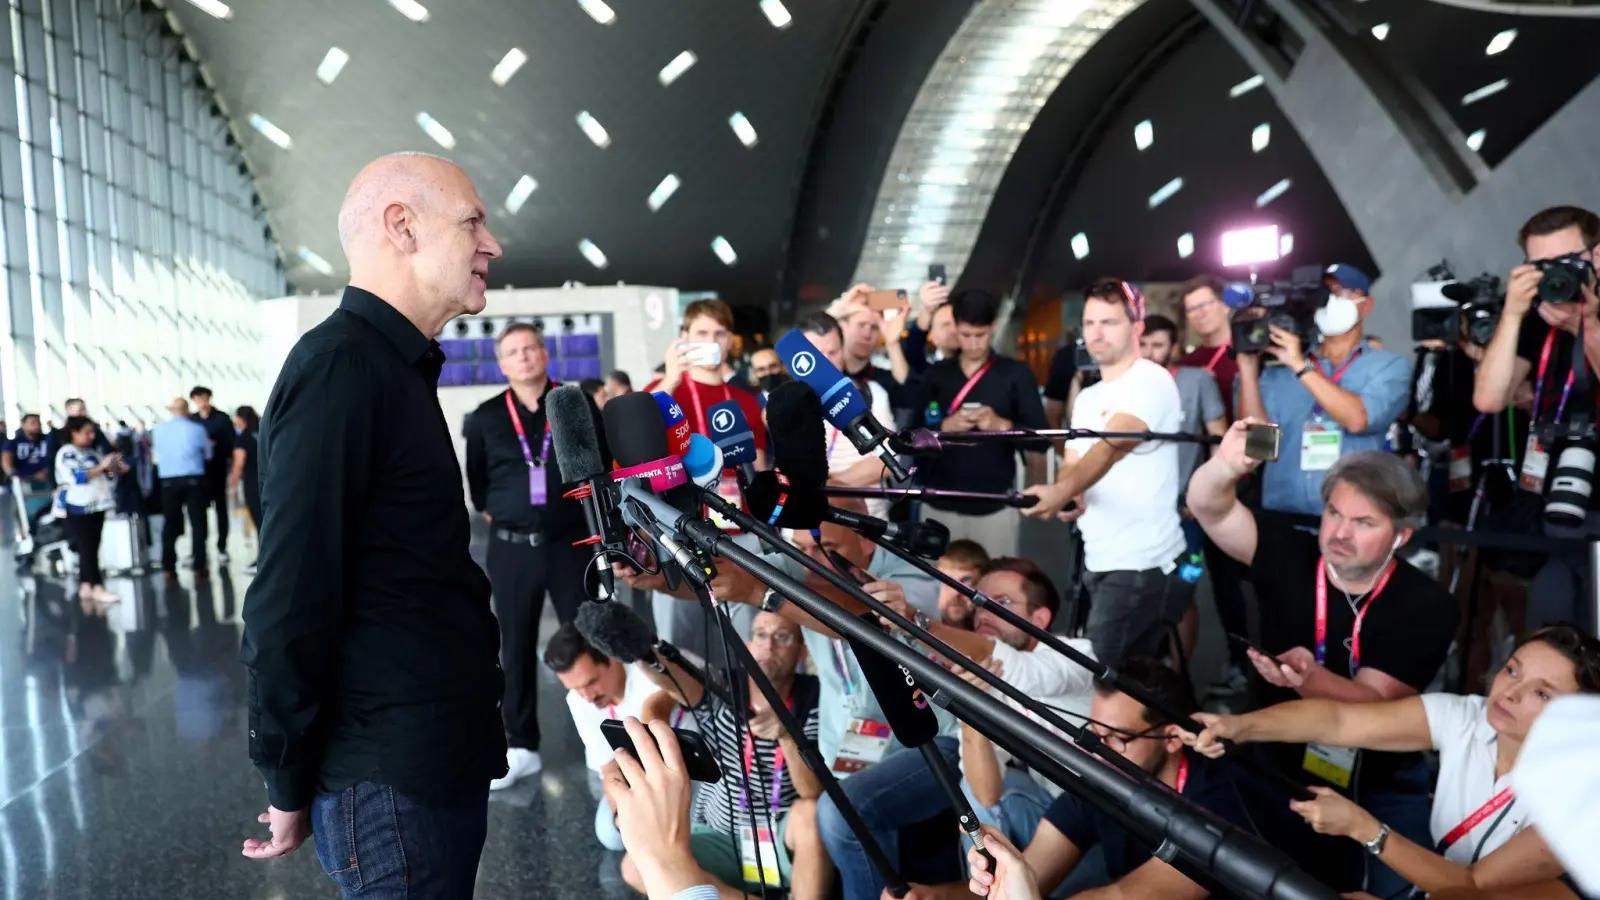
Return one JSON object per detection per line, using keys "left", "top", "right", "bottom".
{"left": 1235, "top": 263, "right": 1411, "bottom": 516}
{"left": 1471, "top": 206, "right": 1600, "bottom": 630}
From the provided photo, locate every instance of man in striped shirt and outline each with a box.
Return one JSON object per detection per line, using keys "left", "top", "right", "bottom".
{"left": 623, "top": 611, "right": 828, "bottom": 900}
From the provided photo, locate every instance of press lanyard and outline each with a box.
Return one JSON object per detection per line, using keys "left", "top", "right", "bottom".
{"left": 1435, "top": 788, "right": 1515, "bottom": 858}
{"left": 826, "top": 427, "right": 842, "bottom": 463}
{"left": 1313, "top": 557, "right": 1395, "bottom": 673}
{"left": 1533, "top": 329, "right": 1576, "bottom": 425}
{"left": 1175, "top": 755, "right": 1190, "bottom": 794}
{"left": 1309, "top": 348, "right": 1362, "bottom": 419}
{"left": 950, "top": 359, "right": 995, "bottom": 410}
{"left": 831, "top": 640, "right": 855, "bottom": 696}
{"left": 1203, "top": 343, "right": 1229, "bottom": 372}
{"left": 684, "top": 380, "right": 733, "bottom": 437}
{"left": 739, "top": 730, "right": 788, "bottom": 811}
{"left": 505, "top": 389, "right": 553, "bottom": 466}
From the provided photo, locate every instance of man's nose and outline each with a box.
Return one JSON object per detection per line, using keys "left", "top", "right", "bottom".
{"left": 482, "top": 229, "right": 503, "bottom": 260}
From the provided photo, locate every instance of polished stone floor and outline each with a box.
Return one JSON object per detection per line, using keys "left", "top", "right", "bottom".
{"left": 0, "top": 510, "right": 634, "bottom": 900}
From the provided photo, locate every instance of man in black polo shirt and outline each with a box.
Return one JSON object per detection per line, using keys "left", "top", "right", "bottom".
{"left": 465, "top": 321, "right": 606, "bottom": 791}
{"left": 189, "top": 386, "right": 235, "bottom": 563}
{"left": 1188, "top": 425, "right": 1457, "bottom": 894}
{"left": 914, "top": 290, "right": 1048, "bottom": 556}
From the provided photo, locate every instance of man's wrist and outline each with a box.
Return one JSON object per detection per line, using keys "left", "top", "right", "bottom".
{"left": 634, "top": 856, "right": 709, "bottom": 898}
{"left": 1349, "top": 812, "right": 1384, "bottom": 844}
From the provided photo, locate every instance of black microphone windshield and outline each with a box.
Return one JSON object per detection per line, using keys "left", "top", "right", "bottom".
{"left": 548, "top": 385, "right": 606, "bottom": 480}
{"left": 604, "top": 391, "right": 673, "bottom": 469}
{"left": 847, "top": 626, "right": 939, "bottom": 747}
{"left": 575, "top": 600, "right": 658, "bottom": 664}
{"left": 764, "top": 381, "right": 829, "bottom": 485}
{"left": 743, "top": 470, "right": 829, "bottom": 528}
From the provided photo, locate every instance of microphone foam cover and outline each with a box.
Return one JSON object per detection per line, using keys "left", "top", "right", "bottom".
{"left": 575, "top": 600, "right": 658, "bottom": 664}
{"left": 776, "top": 329, "right": 871, "bottom": 429}
{"left": 743, "top": 470, "right": 829, "bottom": 529}
{"left": 845, "top": 625, "right": 940, "bottom": 747}
{"left": 548, "top": 385, "right": 606, "bottom": 481}
{"left": 604, "top": 391, "right": 672, "bottom": 470}
{"left": 764, "top": 381, "right": 830, "bottom": 485}
{"left": 706, "top": 399, "right": 757, "bottom": 467}
{"left": 654, "top": 391, "right": 693, "bottom": 457}
{"left": 682, "top": 433, "right": 723, "bottom": 484}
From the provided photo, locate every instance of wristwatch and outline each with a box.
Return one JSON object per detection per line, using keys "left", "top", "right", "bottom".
{"left": 759, "top": 587, "right": 785, "bottom": 613}
{"left": 1295, "top": 361, "right": 1316, "bottom": 379}
{"left": 1363, "top": 823, "right": 1391, "bottom": 857}
{"left": 912, "top": 609, "right": 933, "bottom": 633}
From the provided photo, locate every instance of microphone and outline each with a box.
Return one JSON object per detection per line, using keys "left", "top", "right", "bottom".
{"left": 764, "top": 382, "right": 830, "bottom": 484}
{"left": 682, "top": 433, "right": 725, "bottom": 492}
{"left": 705, "top": 397, "right": 758, "bottom": 483}
{"left": 575, "top": 598, "right": 726, "bottom": 705}
{"left": 775, "top": 329, "right": 911, "bottom": 482}
{"left": 654, "top": 391, "right": 693, "bottom": 457}
{"left": 604, "top": 391, "right": 694, "bottom": 586}
{"left": 548, "top": 384, "right": 625, "bottom": 601}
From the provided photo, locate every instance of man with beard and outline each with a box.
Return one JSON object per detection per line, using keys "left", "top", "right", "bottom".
{"left": 1188, "top": 430, "right": 1457, "bottom": 894}
{"left": 935, "top": 539, "right": 989, "bottom": 631}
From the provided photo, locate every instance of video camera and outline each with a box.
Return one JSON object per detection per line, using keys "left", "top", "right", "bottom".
{"left": 1411, "top": 262, "right": 1502, "bottom": 346}
{"left": 1225, "top": 264, "right": 1330, "bottom": 358}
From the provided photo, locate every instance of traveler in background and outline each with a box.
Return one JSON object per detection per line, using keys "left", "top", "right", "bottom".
{"left": 903, "top": 281, "right": 962, "bottom": 378}
{"left": 792, "top": 311, "right": 894, "bottom": 517}
{"left": 49, "top": 397, "right": 112, "bottom": 474}
{"left": 230, "top": 405, "right": 262, "bottom": 576}
{"left": 152, "top": 397, "right": 214, "bottom": 580}
{"left": 55, "top": 415, "right": 127, "bottom": 605}
{"left": 830, "top": 283, "right": 914, "bottom": 410}
{"left": 1177, "top": 275, "right": 1240, "bottom": 421}
{"left": 190, "top": 386, "right": 235, "bottom": 562}
{"left": 4, "top": 413, "right": 52, "bottom": 488}
{"left": 604, "top": 369, "right": 633, "bottom": 400}
{"left": 915, "top": 289, "right": 1049, "bottom": 556}
{"left": 581, "top": 377, "right": 609, "bottom": 409}
{"left": 751, "top": 345, "right": 787, "bottom": 402}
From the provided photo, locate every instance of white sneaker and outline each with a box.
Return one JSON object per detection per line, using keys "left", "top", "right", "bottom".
{"left": 489, "top": 748, "right": 542, "bottom": 790}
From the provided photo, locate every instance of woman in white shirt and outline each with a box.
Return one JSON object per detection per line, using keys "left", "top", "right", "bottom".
{"left": 53, "top": 416, "right": 127, "bottom": 605}
{"left": 1184, "top": 625, "right": 1599, "bottom": 896}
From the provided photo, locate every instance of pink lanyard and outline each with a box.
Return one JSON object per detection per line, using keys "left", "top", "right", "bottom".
{"left": 1313, "top": 557, "right": 1394, "bottom": 673}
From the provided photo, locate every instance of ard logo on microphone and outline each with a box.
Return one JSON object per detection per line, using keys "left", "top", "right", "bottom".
{"left": 711, "top": 408, "right": 736, "bottom": 434}
{"left": 790, "top": 351, "right": 817, "bottom": 378}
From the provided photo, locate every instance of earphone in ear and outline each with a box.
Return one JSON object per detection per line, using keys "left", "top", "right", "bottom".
{"left": 1392, "top": 535, "right": 1403, "bottom": 551}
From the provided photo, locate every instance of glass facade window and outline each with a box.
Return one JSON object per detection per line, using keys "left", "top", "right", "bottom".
{"left": 0, "top": 0, "right": 284, "bottom": 432}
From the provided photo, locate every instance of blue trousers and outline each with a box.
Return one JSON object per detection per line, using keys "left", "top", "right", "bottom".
{"left": 311, "top": 782, "right": 489, "bottom": 899}
{"left": 817, "top": 736, "right": 961, "bottom": 900}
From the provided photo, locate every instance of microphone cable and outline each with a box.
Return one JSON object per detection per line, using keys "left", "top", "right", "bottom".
{"left": 709, "top": 586, "right": 782, "bottom": 899}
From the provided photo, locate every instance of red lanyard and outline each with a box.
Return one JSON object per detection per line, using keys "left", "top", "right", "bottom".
{"left": 740, "top": 734, "right": 788, "bottom": 811}
{"left": 1175, "top": 755, "right": 1190, "bottom": 794}
{"left": 1533, "top": 329, "right": 1576, "bottom": 425}
{"left": 1435, "top": 788, "right": 1515, "bottom": 854}
{"left": 1203, "top": 344, "right": 1230, "bottom": 372}
{"left": 1309, "top": 349, "right": 1362, "bottom": 419}
{"left": 950, "top": 359, "right": 994, "bottom": 410}
{"left": 606, "top": 704, "right": 617, "bottom": 720}
{"left": 683, "top": 380, "right": 733, "bottom": 437}
{"left": 1314, "top": 557, "right": 1395, "bottom": 673}
{"left": 826, "top": 426, "right": 842, "bottom": 462}
{"left": 505, "top": 389, "right": 553, "bottom": 465}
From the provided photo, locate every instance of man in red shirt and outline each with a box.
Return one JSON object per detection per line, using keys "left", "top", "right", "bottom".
{"left": 1176, "top": 275, "right": 1238, "bottom": 421}
{"left": 643, "top": 298, "right": 767, "bottom": 664}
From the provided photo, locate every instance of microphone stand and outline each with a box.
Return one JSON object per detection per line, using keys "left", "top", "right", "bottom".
{"left": 855, "top": 528, "right": 1317, "bottom": 803}
{"left": 675, "top": 495, "right": 1337, "bottom": 900}
{"left": 937, "top": 427, "right": 1222, "bottom": 445}
{"left": 823, "top": 486, "right": 1040, "bottom": 508}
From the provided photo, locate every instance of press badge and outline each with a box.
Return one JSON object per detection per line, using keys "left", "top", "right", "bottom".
{"left": 1301, "top": 424, "right": 1342, "bottom": 471}
{"left": 831, "top": 719, "right": 892, "bottom": 775}
{"left": 1521, "top": 436, "right": 1550, "bottom": 494}
{"left": 1449, "top": 446, "right": 1473, "bottom": 493}
{"left": 528, "top": 465, "right": 548, "bottom": 506}
{"left": 1302, "top": 743, "right": 1357, "bottom": 790}
{"left": 709, "top": 471, "right": 743, "bottom": 531}
{"left": 739, "top": 825, "right": 784, "bottom": 886}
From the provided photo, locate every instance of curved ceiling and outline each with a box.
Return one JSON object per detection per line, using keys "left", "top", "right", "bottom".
{"left": 159, "top": 0, "right": 872, "bottom": 305}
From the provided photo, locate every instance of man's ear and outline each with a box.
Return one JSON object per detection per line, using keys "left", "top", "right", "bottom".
{"left": 383, "top": 202, "right": 417, "bottom": 253}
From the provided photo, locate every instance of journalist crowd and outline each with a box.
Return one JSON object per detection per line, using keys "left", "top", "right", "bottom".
{"left": 223, "top": 150, "right": 1600, "bottom": 900}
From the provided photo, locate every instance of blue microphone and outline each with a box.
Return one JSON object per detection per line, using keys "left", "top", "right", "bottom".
{"left": 705, "top": 397, "right": 758, "bottom": 483}
{"left": 774, "top": 329, "right": 911, "bottom": 482}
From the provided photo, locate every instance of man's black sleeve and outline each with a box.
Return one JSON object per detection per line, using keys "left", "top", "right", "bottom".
{"left": 1011, "top": 363, "right": 1051, "bottom": 451}
{"left": 463, "top": 409, "right": 489, "bottom": 513}
{"left": 1044, "top": 345, "right": 1076, "bottom": 402}
{"left": 900, "top": 323, "right": 930, "bottom": 376}
{"left": 240, "top": 351, "right": 377, "bottom": 812}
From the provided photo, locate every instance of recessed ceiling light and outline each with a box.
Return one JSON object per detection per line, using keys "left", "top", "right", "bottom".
{"left": 648, "top": 174, "right": 681, "bottom": 212}
{"left": 659, "top": 50, "right": 697, "bottom": 87}
{"left": 711, "top": 236, "right": 738, "bottom": 266}
{"left": 728, "top": 112, "right": 758, "bottom": 148}
{"left": 491, "top": 48, "right": 527, "bottom": 86}
{"left": 1070, "top": 232, "right": 1089, "bottom": 260}
{"left": 1462, "top": 78, "right": 1510, "bottom": 106}
{"left": 577, "top": 0, "right": 616, "bottom": 24}
{"left": 1466, "top": 128, "right": 1486, "bottom": 152}
{"left": 184, "top": 0, "right": 232, "bottom": 19}
{"left": 1134, "top": 120, "right": 1153, "bottom": 151}
{"left": 576, "top": 111, "right": 611, "bottom": 148}
{"left": 1252, "top": 122, "right": 1271, "bottom": 153}
{"left": 1177, "top": 233, "right": 1194, "bottom": 259}
{"left": 1371, "top": 22, "right": 1390, "bottom": 41}
{"left": 578, "top": 239, "right": 609, "bottom": 270}
{"left": 759, "top": 0, "right": 792, "bottom": 29}
{"left": 387, "top": 0, "right": 430, "bottom": 23}
{"left": 247, "top": 113, "right": 292, "bottom": 150}
{"left": 1148, "top": 177, "right": 1183, "bottom": 209}
{"left": 1279, "top": 232, "right": 1295, "bottom": 256}
{"left": 415, "top": 112, "right": 455, "bottom": 149}
{"left": 1229, "top": 74, "right": 1264, "bottom": 98}
{"left": 1256, "top": 178, "right": 1292, "bottom": 207}
{"left": 297, "top": 246, "right": 334, "bottom": 276}
{"left": 505, "top": 175, "right": 538, "bottom": 215}
{"left": 1486, "top": 28, "right": 1517, "bottom": 56}
{"left": 316, "top": 47, "right": 348, "bottom": 85}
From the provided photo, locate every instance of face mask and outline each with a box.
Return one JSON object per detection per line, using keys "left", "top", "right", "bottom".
{"left": 757, "top": 373, "right": 790, "bottom": 394}
{"left": 1314, "top": 295, "right": 1360, "bottom": 337}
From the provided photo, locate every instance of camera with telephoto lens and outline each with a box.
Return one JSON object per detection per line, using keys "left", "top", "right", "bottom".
{"left": 1226, "top": 264, "right": 1330, "bottom": 360}
{"left": 1540, "top": 415, "right": 1599, "bottom": 529}
{"left": 1534, "top": 254, "right": 1596, "bottom": 305}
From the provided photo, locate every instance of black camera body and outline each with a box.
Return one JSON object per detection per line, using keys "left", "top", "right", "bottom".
{"left": 1074, "top": 337, "right": 1102, "bottom": 389}
{"left": 1228, "top": 271, "right": 1329, "bottom": 358}
{"left": 1535, "top": 254, "right": 1595, "bottom": 305}
{"left": 1414, "top": 273, "right": 1503, "bottom": 346}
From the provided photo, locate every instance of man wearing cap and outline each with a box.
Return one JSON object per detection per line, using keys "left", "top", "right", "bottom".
{"left": 1236, "top": 264, "right": 1411, "bottom": 516}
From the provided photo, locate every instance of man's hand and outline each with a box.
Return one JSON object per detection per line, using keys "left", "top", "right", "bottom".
{"left": 1249, "top": 646, "right": 1316, "bottom": 688}
{"left": 602, "top": 718, "right": 705, "bottom": 896}
{"left": 1020, "top": 482, "right": 1079, "bottom": 520}
{"left": 1289, "top": 786, "right": 1382, "bottom": 842}
{"left": 1214, "top": 418, "right": 1268, "bottom": 478}
{"left": 1265, "top": 325, "right": 1307, "bottom": 371}
{"left": 968, "top": 405, "right": 1008, "bottom": 431}
{"left": 1505, "top": 263, "right": 1541, "bottom": 318}
{"left": 748, "top": 680, "right": 782, "bottom": 740}
{"left": 613, "top": 561, "right": 668, "bottom": 594}
{"left": 241, "top": 805, "right": 311, "bottom": 860}
{"left": 939, "top": 408, "right": 977, "bottom": 433}
{"left": 966, "top": 825, "right": 1041, "bottom": 899}
{"left": 709, "top": 565, "right": 763, "bottom": 605}
{"left": 1177, "top": 711, "right": 1244, "bottom": 760}
{"left": 918, "top": 280, "right": 950, "bottom": 322}
{"left": 1235, "top": 350, "right": 1261, "bottom": 379}
{"left": 863, "top": 579, "right": 908, "bottom": 618}
{"left": 662, "top": 336, "right": 692, "bottom": 382}
{"left": 482, "top": 511, "right": 493, "bottom": 524}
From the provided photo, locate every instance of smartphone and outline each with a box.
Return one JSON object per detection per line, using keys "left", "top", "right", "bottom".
{"left": 961, "top": 402, "right": 982, "bottom": 411}
{"left": 866, "top": 289, "right": 910, "bottom": 312}
{"left": 601, "top": 719, "right": 724, "bottom": 784}
{"left": 682, "top": 340, "right": 722, "bottom": 368}
{"left": 1227, "top": 632, "right": 1274, "bottom": 660}
{"left": 1244, "top": 422, "right": 1281, "bottom": 463}
{"left": 929, "top": 263, "right": 947, "bottom": 286}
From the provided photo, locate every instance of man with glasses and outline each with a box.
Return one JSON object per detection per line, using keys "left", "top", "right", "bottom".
{"left": 1177, "top": 275, "right": 1239, "bottom": 421}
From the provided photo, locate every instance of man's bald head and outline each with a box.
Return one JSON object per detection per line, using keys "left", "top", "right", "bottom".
{"left": 337, "top": 151, "right": 460, "bottom": 257}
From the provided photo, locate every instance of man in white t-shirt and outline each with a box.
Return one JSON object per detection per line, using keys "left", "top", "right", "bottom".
{"left": 1024, "top": 279, "right": 1192, "bottom": 666}
{"left": 543, "top": 622, "right": 692, "bottom": 851}
{"left": 793, "top": 310, "right": 895, "bottom": 519}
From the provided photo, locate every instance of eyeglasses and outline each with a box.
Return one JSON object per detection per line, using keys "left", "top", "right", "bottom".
{"left": 1092, "top": 725, "right": 1167, "bottom": 755}
{"left": 749, "top": 630, "right": 798, "bottom": 648}
{"left": 1183, "top": 298, "right": 1219, "bottom": 315}
{"left": 987, "top": 594, "right": 1025, "bottom": 611}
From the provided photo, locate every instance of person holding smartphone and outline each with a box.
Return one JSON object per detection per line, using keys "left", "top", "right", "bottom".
{"left": 54, "top": 415, "right": 129, "bottom": 605}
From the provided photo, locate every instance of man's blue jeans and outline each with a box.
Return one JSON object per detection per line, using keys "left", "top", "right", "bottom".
{"left": 311, "top": 781, "right": 489, "bottom": 899}
{"left": 818, "top": 736, "right": 961, "bottom": 900}
{"left": 960, "top": 767, "right": 1052, "bottom": 850}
